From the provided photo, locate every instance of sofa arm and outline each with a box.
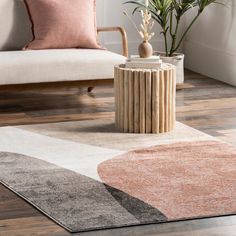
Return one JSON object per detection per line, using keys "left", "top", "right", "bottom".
{"left": 97, "top": 27, "right": 128, "bottom": 57}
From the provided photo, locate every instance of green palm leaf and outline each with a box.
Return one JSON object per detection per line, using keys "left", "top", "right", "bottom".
{"left": 124, "top": 0, "right": 223, "bottom": 56}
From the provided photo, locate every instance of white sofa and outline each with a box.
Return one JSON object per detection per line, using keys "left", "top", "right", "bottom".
{"left": 0, "top": 0, "right": 127, "bottom": 87}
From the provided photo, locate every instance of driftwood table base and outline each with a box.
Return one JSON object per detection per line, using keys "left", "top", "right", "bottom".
{"left": 114, "top": 64, "right": 176, "bottom": 134}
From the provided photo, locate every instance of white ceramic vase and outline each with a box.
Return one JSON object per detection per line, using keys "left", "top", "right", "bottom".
{"left": 155, "top": 52, "right": 185, "bottom": 84}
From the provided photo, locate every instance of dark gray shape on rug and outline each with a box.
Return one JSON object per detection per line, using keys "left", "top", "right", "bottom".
{"left": 0, "top": 152, "right": 167, "bottom": 233}
{"left": 104, "top": 184, "right": 167, "bottom": 223}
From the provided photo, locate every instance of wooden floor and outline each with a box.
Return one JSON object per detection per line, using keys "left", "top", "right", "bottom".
{"left": 0, "top": 70, "right": 236, "bottom": 236}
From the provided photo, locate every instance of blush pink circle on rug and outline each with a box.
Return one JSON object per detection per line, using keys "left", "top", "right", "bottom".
{"left": 98, "top": 141, "right": 236, "bottom": 220}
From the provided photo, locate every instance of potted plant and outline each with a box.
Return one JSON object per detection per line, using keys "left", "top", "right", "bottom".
{"left": 125, "top": 0, "right": 221, "bottom": 84}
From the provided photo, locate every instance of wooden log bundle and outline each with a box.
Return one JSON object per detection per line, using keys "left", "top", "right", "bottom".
{"left": 114, "top": 64, "right": 176, "bottom": 134}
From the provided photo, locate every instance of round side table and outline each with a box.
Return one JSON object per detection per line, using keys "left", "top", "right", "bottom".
{"left": 114, "top": 64, "right": 176, "bottom": 134}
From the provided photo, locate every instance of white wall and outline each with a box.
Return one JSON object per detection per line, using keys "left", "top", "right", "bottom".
{"left": 96, "top": 0, "right": 165, "bottom": 55}
{"left": 184, "top": 1, "right": 236, "bottom": 86}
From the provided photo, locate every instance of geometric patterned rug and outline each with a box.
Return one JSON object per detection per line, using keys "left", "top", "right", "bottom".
{"left": 0, "top": 119, "right": 235, "bottom": 232}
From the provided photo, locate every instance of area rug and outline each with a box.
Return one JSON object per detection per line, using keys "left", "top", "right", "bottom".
{"left": 0, "top": 119, "right": 235, "bottom": 233}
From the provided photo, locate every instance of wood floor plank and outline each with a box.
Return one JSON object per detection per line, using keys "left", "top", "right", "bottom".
{"left": 0, "top": 217, "right": 69, "bottom": 236}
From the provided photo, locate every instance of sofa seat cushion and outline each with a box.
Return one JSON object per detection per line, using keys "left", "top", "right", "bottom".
{"left": 0, "top": 49, "right": 126, "bottom": 85}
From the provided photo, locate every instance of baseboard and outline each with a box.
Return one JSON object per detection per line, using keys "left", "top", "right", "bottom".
{"left": 184, "top": 39, "right": 236, "bottom": 87}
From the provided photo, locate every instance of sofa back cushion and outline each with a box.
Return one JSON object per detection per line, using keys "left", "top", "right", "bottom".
{"left": 24, "top": 0, "right": 100, "bottom": 50}
{"left": 0, "top": 0, "right": 32, "bottom": 51}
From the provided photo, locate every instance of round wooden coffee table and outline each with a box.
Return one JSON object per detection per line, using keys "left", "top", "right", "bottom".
{"left": 114, "top": 64, "right": 176, "bottom": 134}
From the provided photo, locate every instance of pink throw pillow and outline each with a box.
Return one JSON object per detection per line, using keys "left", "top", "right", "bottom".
{"left": 24, "top": 0, "right": 100, "bottom": 50}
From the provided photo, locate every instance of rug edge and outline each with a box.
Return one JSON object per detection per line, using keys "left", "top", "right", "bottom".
{"left": 1, "top": 177, "right": 236, "bottom": 233}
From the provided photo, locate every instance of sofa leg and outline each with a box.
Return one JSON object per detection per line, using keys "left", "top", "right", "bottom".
{"left": 87, "top": 87, "right": 94, "bottom": 93}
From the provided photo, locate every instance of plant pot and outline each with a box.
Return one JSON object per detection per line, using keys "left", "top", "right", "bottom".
{"left": 154, "top": 52, "right": 184, "bottom": 84}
